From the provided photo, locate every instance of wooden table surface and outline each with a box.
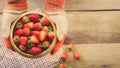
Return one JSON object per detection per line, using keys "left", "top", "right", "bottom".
{"left": 1, "top": 0, "right": 120, "bottom": 68}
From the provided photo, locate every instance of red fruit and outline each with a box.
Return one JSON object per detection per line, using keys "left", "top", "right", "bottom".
{"left": 39, "top": 31, "right": 47, "bottom": 41}
{"left": 20, "top": 36, "right": 28, "bottom": 45}
{"left": 67, "top": 43, "right": 74, "bottom": 51}
{"left": 31, "top": 31, "right": 40, "bottom": 37}
{"left": 59, "top": 63, "right": 65, "bottom": 68}
{"left": 73, "top": 52, "right": 80, "bottom": 59}
{"left": 60, "top": 52, "right": 68, "bottom": 60}
{"left": 22, "top": 16, "right": 30, "bottom": 23}
{"left": 48, "top": 32, "right": 55, "bottom": 40}
{"left": 42, "top": 26, "right": 49, "bottom": 32}
{"left": 37, "top": 43, "right": 42, "bottom": 48}
{"left": 24, "top": 22, "right": 33, "bottom": 29}
{"left": 15, "top": 29, "right": 23, "bottom": 35}
{"left": 13, "top": 35, "right": 20, "bottom": 44}
{"left": 29, "top": 14, "right": 39, "bottom": 22}
{"left": 16, "top": 22, "right": 23, "bottom": 29}
{"left": 31, "top": 47, "right": 42, "bottom": 55}
{"left": 19, "top": 44, "right": 26, "bottom": 51}
{"left": 22, "top": 28, "right": 30, "bottom": 36}
{"left": 30, "top": 35, "right": 39, "bottom": 44}
{"left": 41, "top": 17, "right": 50, "bottom": 25}
{"left": 41, "top": 41, "right": 50, "bottom": 49}
{"left": 32, "top": 23, "right": 42, "bottom": 30}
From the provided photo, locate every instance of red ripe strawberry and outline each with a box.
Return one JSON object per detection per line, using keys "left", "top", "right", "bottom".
{"left": 19, "top": 44, "right": 26, "bottom": 51}
{"left": 60, "top": 52, "right": 68, "bottom": 60}
{"left": 13, "top": 35, "right": 20, "bottom": 45}
{"left": 59, "top": 63, "right": 66, "bottom": 68}
{"left": 20, "top": 36, "right": 28, "bottom": 45}
{"left": 73, "top": 52, "right": 80, "bottom": 59}
{"left": 39, "top": 31, "right": 47, "bottom": 41}
{"left": 31, "top": 47, "right": 42, "bottom": 55}
{"left": 24, "top": 22, "right": 33, "bottom": 29}
{"left": 16, "top": 22, "right": 23, "bottom": 29}
{"left": 41, "top": 41, "right": 50, "bottom": 49}
{"left": 37, "top": 43, "right": 42, "bottom": 48}
{"left": 48, "top": 32, "right": 55, "bottom": 40}
{"left": 31, "top": 31, "right": 40, "bottom": 37}
{"left": 22, "top": 16, "right": 30, "bottom": 23}
{"left": 41, "top": 17, "right": 50, "bottom": 25}
{"left": 32, "top": 23, "right": 42, "bottom": 30}
{"left": 42, "top": 26, "right": 49, "bottom": 32}
{"left": 22, "top": 28, "right": 30, "bottom": 36}
{"left": 30, "top": 35, "right": 39, "bottom": 44}
{"left": 29, "top": 14, "right": 39, "bottom": 22}
{"left": 15, "top": 29, "right": 23, "bottom": 35}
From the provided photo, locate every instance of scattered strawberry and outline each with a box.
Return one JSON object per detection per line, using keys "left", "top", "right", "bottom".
{"left": 60, "top": 52, "right": 68, "bottom": 60}
{"left": 31, "top": 47, "right": 42, "bottom": 55}
{"left": 19, "top": 44, "right": 26, "bottom": 51}
{"left": 29, "top": 35, "right": 39, "bottom": 44}
{"left": 41, "top": 17, "right": 50, "bottom": 25}
{"left": 73, "top": 52, "right": 80, "bottom": 59}
{"left": 48, "top": 32, "right": 55, "bottom": 40}
{"left": 29, "top": 14, "right": 39, "bottom": 22}
{"left": 31, "top": 31, "right": 40, "bottom": 37}
{"left": 16, "top": 22, "right": 23, "bottom": 29}
{"left": 42, "top": 26, "right": 49, "bottom": 32}
{"left": 41, "top": 41, "right": 50, "bottom": 50}
{"left": 58, "top": 63, "right": 66, "bottom": 68}
{"left": 32, "top": 22, "right": 42, "bottom": 30}
{"left": 20, "top": 36, "right": 28, "bottom": 45}
{"left": 24, "top": 22, "right": 33, "bottom": 29}
{"left": 67, "top": 43, "right": 74, "bottom": 51}
{"left": 22, "top": 28, "right": 30, "bottom": 36}
{"left": 39, "top": 31, "right": 47, "bottom": 41}
{"left": 13, "top": 35, "right": 20, "bottom": 45}
{"left": 22, "top": 16, "right": 30, "bottom": 23}
{"left": 15, "top": 29, "right": 23, "bottom": 35}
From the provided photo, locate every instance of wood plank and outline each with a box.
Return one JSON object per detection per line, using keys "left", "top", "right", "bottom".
{"left": 66, "top": 0, "right": 120, "bottom": 10}
{"left": 65, "top": 11, "right": 120, "bottom": 44}
{"left": 61, "top": 43, "right": 120, "bottom": 68}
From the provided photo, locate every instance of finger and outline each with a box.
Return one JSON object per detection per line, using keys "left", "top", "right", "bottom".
{"left": 50, "top": 34, "right": 66, "bottom": 55}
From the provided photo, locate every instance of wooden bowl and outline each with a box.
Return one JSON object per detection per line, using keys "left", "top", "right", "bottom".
{"left": 10, "top": 11, "right": 57, "bottom": 58}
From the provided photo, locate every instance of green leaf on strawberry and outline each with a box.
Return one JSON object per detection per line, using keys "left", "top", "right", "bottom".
{"left": 48, "top": 25, "right": 53, "bottom": 32}
{"left": 16, "top": 22, "right": 23, "bottom": 29}
{"left": 26, "top": 41, "right": 35, "bottom": 49}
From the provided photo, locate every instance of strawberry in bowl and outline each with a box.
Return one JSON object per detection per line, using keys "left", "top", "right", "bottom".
{"left": 10, "top": 11, "right": 57, "bottom": 58}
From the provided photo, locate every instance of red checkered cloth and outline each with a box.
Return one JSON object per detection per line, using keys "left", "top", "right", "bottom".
{"left": 0, "top": 29, "right": 63, "bottom": 68}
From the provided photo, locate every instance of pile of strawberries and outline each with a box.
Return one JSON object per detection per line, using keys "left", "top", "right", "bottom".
{"left": 13, "top": 13, "right": 55, "bottom": 55}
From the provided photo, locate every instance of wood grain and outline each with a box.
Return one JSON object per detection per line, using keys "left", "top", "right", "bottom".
{"left": 62, "top": 43, "right": 120, "bottom": 68}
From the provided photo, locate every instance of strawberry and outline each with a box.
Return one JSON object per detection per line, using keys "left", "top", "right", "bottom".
{"left": 31, "top": 47, "right": 42, "bottom": 55}
{"left": 41, "top": 41, "right": 50, "bottom": 49}
{"left": 42, "top": 26, "right": 49, "bottom": 32}
{"left": 58, "top": 63, "right": 66, "bottom": 68}
{"left": 22, "top": 16, "right": 30, "bottom": 23}
{"left": 32, "top": 23, "right": 42, "bottom": 30}
{"left": 24, "top": 22, "right": 33, "bottom": 29}
{"left": 19, "top": 44, "right": 26, "bottom": 51}
{"left": 73, "top": 52, "right": 80, "bottom": 59}
{"left": 26, "top": 41, "right": 35, "bottom": 49}
{"left": 39, "top": 31, "right": 47, "bottom": 41}
{"left": 30, "top": 35, "right": 39, "bottom": 44}
{"left": 13, "top": 35, "right": 20, "bottom": 45}
{"left": 28, "top": 14, "right": 39, "bottom": 22}
{"left": 16, "top": 22, "right": 23, "bottom": 29}
{"left": 31, "top": 31, "right": 40, "bottom": 37}
{"left": 60, "top": 52, "right": 68, "bottom": 60}
{"left": 67, "top": 43, "right": 74, "bottom": 51}
{"left": 22, "top": 28, "right": 30, "bottom": 36}
{"left": 15, "top": 29, "right": 23, "bottom": 35}
{"left": 48, "top": 32, "right": 55, "bottom": 40}
{"left": 37, "top": 43, "right": 42, "bottom": 48}
{"left": 20, "top": 36, "right": 28, "bottom": 45}
{"left": 41, "top": 17, "right": 50, "bottom": 25}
